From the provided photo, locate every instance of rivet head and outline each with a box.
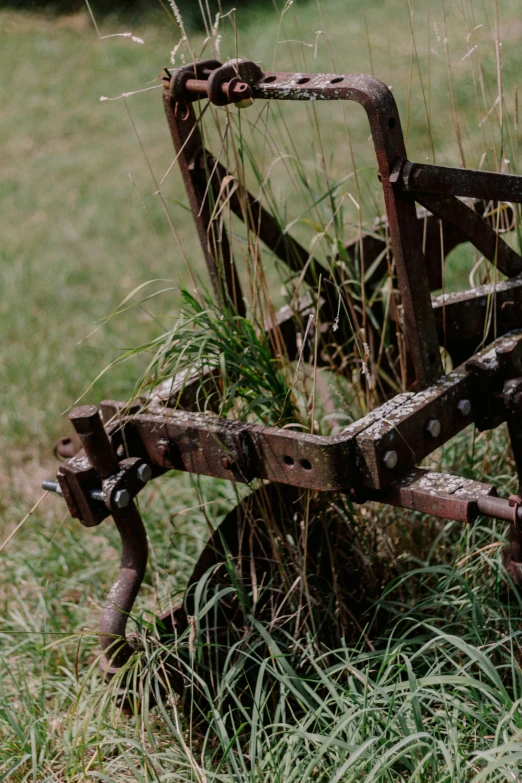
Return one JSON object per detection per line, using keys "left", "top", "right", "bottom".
{"left": 113, "top": 489, "right": 130, "bottom": 509}
{"left": 457, "top": 399, "right": 471, "bottom": 417}
{"left": 382, "top": 450, "right": 398, "bottom": 469}
{"left": 137, "top": 463, "right": 152, "bottom": 484}
{"left": 426, "top": 419, "right": 441, "bottom": 438}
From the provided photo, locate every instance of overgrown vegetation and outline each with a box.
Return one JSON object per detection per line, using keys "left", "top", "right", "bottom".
{"left": 3, "top": 0, "right": 522, "bottom": 780}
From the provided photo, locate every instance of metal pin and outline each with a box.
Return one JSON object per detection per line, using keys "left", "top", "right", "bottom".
{"left": 42, "top": 479, "right": 62, "bottom": 495}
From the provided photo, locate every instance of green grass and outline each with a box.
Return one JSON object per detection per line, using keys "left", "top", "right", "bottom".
{"left": 3, "top": 0, "right": 522, "bottom": 780}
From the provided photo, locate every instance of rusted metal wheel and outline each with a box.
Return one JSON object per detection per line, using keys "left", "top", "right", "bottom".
{"left": 156, "top": 483, "right": 381, "bottom": 720}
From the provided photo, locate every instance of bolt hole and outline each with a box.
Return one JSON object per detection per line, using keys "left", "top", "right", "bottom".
{"left": 330, "top": 76, "right": 343, "bottom": 84}
{"left": 222, "top": 458, "right": 232, "bottom": 470}
{"left": 296, "top": 77, "right": 310, "bottom": 85}
{"left": 388, "top": 117, "right": 396, "bottom": 130}
{"left": 264, "top": 75, "right": 277, "bottom": 83}
{"left": 283, "top": 455, "right": 295, "bottom": 466}
{"left": 300, "top": 458, "right": 312, "bottom": 471}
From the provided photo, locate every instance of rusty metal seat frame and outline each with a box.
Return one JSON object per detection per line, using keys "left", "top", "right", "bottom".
{"left": 45, "top": 59, "right": 522, "bottom": 678}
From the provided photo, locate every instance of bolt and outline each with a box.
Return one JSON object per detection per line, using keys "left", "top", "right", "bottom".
{"left": 137, "top": 463, "right": 152, "bottom": 484}
{"left": 113, "top": 489, "right": 130, "bottom": 509}
{"left": 457, "top": 399, "right": 472, "bottom": 417}
{"left": 43, "top": 480, "right": 104, "bottom": 502}
{"left": 382, "top": 450, "right": 398, "bottom": 469}
{"left": 42, "top": 479, "right": 62, "bottom": 495}
{"left": 42, "top": 479, "right": 130, "bottom": 509}
{"left": 426, "top": 418, "right": 441, "bottom": 438}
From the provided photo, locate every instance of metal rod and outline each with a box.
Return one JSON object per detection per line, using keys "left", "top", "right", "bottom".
{"left": 184, "top": 77, "right": 210, "bottom": 94}
{"left": 42, "top": 479, "right": 104, "bottom": 503}
{"left": 162, "top": 96, "right": 246, "bottom": 316}
{"left": 184, "top": 77, "right": 253, "bottom": 103}
{"left": 476, "top": 494, "right": 521, "bottom": 523}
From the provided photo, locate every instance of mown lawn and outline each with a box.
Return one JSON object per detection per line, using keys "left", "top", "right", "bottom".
{"left": 3, "top": 1, "right": 522, "bottom": 780}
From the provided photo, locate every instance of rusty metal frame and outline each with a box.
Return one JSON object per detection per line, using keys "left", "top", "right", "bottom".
{"left": 46, "top": 59, "right": 522, "bottom": 677}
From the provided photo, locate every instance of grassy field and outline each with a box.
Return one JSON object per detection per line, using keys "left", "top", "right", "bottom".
{"left": 3, "top": 0, "right": 522, "bottom": 780}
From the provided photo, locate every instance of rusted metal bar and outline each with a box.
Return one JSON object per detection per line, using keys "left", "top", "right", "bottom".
{"left": 365, "top": 468, "right": 522, "bottom": 525}
{"left": 93, "top": 331, "right": 517, "bottom": 496}
{"left": 193, "top": 153, "right": 331, "bottom": 291}
{"left": 184, "top": 77, "right": 253, "bottom": 104}
{"left": 354, "top": 367, "right": 472, "bottom": 489}
{"left": 366, "top": 468, "right": 496, "bottom": 522}
{"left": 400, "top": 160, "right": 522, "bottom": 204}
{"left": 162, "top": 93, "right": 246, "bottom": 315}
{"left": 476, "top": 494, "right": 521, "bottom": 524}
{"left": 114, "top": 409, "right": 355, "bottom": 492}
{"left": 414, "top": 192, "right": 522, "bottom": 278}
{"left": 432, "top": 274, "right": 522, "bottom": 345}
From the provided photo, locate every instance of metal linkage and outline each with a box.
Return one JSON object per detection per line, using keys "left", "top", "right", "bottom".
{"left": 62, "top": 406, "right": 150, "bottom": 674}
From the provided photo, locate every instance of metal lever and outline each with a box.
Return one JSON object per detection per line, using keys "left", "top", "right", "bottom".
{"left": 68, "top": 405, "right": 149, "bottom": 674}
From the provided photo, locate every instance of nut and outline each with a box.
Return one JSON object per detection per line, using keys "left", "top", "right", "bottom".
{"left": 113, "top": 489, "right": 130, "bottom": 509}
{"left": 457, "top": 399, "right": 471, "bottom": 417}
{"left": 137, "top": 463, "right": 152, "bottom": 484}
{"left": 382, "top": 450, "right": 398, "bottom": 469}
{"left": 426, "top": 419, "right": 441, "bottom": 438}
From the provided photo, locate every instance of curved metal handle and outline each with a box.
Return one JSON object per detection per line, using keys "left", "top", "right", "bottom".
{"left": 99, "top": 503, "right": 148, "bottom": 673}
{"left": 69, "top": 405, "right": 148, "bottom": 673}
{"left": 250, "top": 70, "right": 442, "bottom": 387}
